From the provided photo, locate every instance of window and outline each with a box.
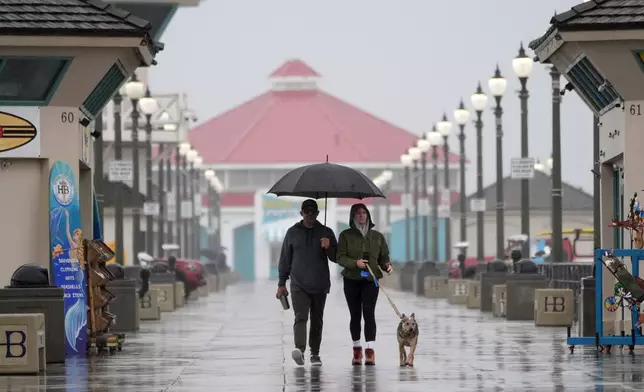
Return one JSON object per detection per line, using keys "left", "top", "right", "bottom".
{"left": 0, "top": 57, "right": 70, "bottom": 104}
{"left": 227, "top": 170, "right": 250, "bottom": 188}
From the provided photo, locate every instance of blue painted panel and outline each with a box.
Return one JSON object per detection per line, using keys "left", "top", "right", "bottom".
{"left": 233, "top": 223, "right": 255, "bottom": 280}
{"left": 390, "top": 215, "right": 447, "bottom": 262}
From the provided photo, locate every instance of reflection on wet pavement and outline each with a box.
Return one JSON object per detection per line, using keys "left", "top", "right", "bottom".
{"left": 2, "top": 280, "right": 644, "bottom": 390}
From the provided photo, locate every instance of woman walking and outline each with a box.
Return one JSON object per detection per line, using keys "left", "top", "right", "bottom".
{"left": 337, "top": 203, "right": 392, "bottom": 366}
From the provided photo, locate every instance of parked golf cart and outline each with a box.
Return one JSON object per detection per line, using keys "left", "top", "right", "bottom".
{"left": 144, "top": 244, "right": 206, "bottom": 298}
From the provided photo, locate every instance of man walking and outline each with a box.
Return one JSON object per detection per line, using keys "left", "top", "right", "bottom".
{"left": 276, "top": 199, "right": 337, "bottom": 366}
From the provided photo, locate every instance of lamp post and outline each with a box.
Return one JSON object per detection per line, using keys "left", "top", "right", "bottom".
{"left": 123, "top": 76, "right": 146, "bottom": 262}
{"left": 193, "top": 156, "right": 203, "bottom": 258}
{"left": 113, "top": 90, "right": 124, "bottom": 265}
{"left": 210, "top": 176, "right": 224, "bottom": 247}
{"left": 512, "top": 42, "right": 534, "bottom": 259}
{"left": 470, "top": 83, "right": 489, "bottom": 266}
{"left": 177, "top": 142, "right": 191, "bottom": 255}
{"left": 400, "top": 153, "right": 413, "bottom": 261}
{"left": 93, "top": 111, "right": 104, "bottom": 225}
{"left": 157, "top": 112, "right": 174, "bottom": 255}
{"left": 417, "top": 137, "right": 430, "bottom": 261}
{"left": 139, "top": 90, "right": 158, "bottom": 254}
{"left": 488, "top": 65, "right": 508, "bottom": 261}
{"left": 186, "top": 148, "right": 199, "bottom": 258}
{"left": 409, "top": 146, "right": 421, "bottom": 261}
{"left": 204, "top": 169, "right": 216, "bottom": 249}
{"left": 550, "top": 66, "right": 564, "bottom": 263}
{"left": 437, "top": 113, "right": 453, "bottom": 262}
{"left": 427, "top": 129, "right": 443, "bottom": 262}
{"left": 453, "top": 100, "right": 470, "bottom": 252}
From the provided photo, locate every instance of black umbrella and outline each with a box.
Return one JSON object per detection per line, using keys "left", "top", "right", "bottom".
{"left": 267, "top": 159, "right": 386, "bottom": 224}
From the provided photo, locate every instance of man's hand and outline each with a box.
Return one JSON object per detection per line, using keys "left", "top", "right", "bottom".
{"left": 356, "top": 259, "right": 368, "bottom": 269}
{"left": 320, "top": 237, "right": 330, "bottom": 249}
{"left": 385, "top": 263, "right": 393, "bottom": 274}
{"left": 276, "top": 286, "right": 288, "bottom": 298}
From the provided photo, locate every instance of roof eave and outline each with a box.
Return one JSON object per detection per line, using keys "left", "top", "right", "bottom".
{"left": 557, "top": 22, "right": 644, "bottom": 32}
{"left": 529, "top": 25, "right": 563, "bottom": 65}
{"left": 0, "top": 28, "right": 151, "bottom": 37}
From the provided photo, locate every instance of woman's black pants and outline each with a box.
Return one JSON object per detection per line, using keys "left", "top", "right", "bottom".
{"left": 343, "top": 277, "right": 379, "bottom": 342}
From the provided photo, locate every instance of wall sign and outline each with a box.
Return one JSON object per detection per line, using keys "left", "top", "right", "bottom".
{"left": 49, "top": 161, "right": 87, "bottom": 357}
{"left": 0, "top": 107, "right": 40, "bottom": 158}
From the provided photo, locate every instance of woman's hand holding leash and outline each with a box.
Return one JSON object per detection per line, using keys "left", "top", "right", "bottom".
{"left": 356, "top": 259, "right": 368, "bottom": 269}
{"left": 385, "top": 263, "right": 393, "bottom": 274}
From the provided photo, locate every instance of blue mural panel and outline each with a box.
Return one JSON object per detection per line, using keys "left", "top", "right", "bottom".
{"left": 49, "top": 161, "right": 87, "bottom": 357}
{"left": 233, "top": 223, "right": 255, "bottom": 280}
{"left": 390, "top": 216, "right": 447, "bottom": 262}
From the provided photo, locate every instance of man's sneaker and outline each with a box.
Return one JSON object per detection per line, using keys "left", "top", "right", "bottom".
{"left": 291, "top": 348, "right": 305, "bottom": 366}
{"left": 352, "top": 347, "right": 363, "bottom": 365}
{"left": 310, "top": 355, "right": 322, "bottom": 366}
{"left": 364, "top": 348, "right": 375, "bottom": 366}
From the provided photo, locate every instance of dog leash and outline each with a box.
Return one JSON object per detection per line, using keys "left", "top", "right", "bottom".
{"left": 365, "top": 264, "right": 403, "bottom": 319}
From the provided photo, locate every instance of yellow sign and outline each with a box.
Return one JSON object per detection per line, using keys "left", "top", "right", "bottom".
{"left": 105, "top": 241, "right": 127, "bottom": 265}
{"left": 0, "top": 111, "right": 37, "bottom": 153}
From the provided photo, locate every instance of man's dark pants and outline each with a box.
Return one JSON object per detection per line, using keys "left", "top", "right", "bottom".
{"left": 291, "top": 288, "right": 327, "bottom": 355}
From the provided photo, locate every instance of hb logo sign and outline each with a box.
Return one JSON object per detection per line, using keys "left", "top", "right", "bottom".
{"left": 544, "top": 296, "right": 566, "bottom": 313}
{"left": 158, "top": 290, "right": 167, "bottom": 303}
{"left": 141, "top": 294, "right": 152, "bottom": 309}
{"left": 0, "top": 330, "right": 27, "bottom": 359}
{"left": 454, "top": 283, "right": 467, "bottom": 296}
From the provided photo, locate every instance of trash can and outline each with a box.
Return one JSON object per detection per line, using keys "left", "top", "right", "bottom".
{"left": 400, "top": 261, "right": 418, "bottom": 292}
{"left": 106, "top": 264, "right": 139, "bottom": 332}
{"left": 415, "top": 261, "right": 439, "bottom": 296}
{"left": 506, "top": 260, "right": 546, "bottom": 321}
{"left": 480, "top": 260, "right": 509, "bottom": 312}
{"left": 578, "top": 276, "right": 596, "bottom": 337}
{"left": 0, "top": 264, "right": 65, "bottom": 363}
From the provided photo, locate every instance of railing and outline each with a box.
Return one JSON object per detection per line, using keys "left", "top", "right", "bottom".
{"left": 538, "top": 261, "right": 594, "bottom": 321}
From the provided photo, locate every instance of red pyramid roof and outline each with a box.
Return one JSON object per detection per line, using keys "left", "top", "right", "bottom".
{"left": 269, "top": 59, "right": 320, "bottom": 77}
{"left": 189, "top": 61, "right": 459, "bottom": 165}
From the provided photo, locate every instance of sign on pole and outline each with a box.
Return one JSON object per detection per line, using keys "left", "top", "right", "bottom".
{"left": 143, "top": 202, "right": 159, "bottom": 216}
{"left": 108, "top": 160, "right": 133, "bottom": 182}
{"left": 510, "top": 157, "right": 535, "bottom": 179}
{"left": 470, "top": 198, "right": 486, "bottom": 212}
{"left": 181, "top": 200, "right": 192, "bottom": 219}
{"left": 166, "top": 193, "right": 176, "bottom": 221}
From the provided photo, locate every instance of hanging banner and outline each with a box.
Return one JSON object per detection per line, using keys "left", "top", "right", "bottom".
{"left": 0, "top": 107, "right": 40, "bottom": 158}
{"left": 49, "top": 161, "right": 87, "bottom": 356}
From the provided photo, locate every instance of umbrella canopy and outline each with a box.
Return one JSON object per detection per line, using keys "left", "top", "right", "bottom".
{"left": 267, "top": 162, "right": 386, "bottom": 199}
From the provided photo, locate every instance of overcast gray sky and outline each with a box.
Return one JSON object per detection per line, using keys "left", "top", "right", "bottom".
{"left": 150, "top": 0, "right": 593, "bottom": 195}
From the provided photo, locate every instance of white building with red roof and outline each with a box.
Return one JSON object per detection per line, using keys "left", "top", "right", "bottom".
{"left": 190, "top": 59, "right": 461, "bottom": 280}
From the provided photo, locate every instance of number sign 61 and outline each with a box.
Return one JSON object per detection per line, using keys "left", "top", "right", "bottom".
{"left": 630, "top": 104, "right": 642, "bottom": 116}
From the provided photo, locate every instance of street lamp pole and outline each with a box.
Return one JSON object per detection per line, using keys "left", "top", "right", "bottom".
{"left": 550, "top": 66, "right": 564, "bottom": 263}
{"left": 177, "top": 143, "right": 190, "bottom": 255}
{"left": 186, "top": 149, "right": 198, "bottom": 259}
{"left": 454, "top": 100, "right": 470, "bottom": 253}
{"left": 428, "top": 129, "right": 442, "bottom": 262}
{"left": 139, "top": 89, "right": 158, "bottom": 255}
{"left": 417, "top": 137, "right": 430, "bottom": 261}
{"left": 124, "top": 75, "right": 145, "bottom": 261}
{"left": 165, "top": 145, "right": 173, "bottom": 247}
{"left": 513, "top": 42, "right": 534, "bottom": 259}
{"left": 401, "top": 154, "right": 413, "bottom": 261}
{"left": 488, "top": 65, "right": 508, "bottom": 261}
{"left": 93, "top": 112, "right": 104, "bottom": 225}
{"left": 409, "top": 147, "right": 421, "bottom": 261}
{"left": 437, "top": 114, "right": 453, "bottom": 262}
{"left": 470, "top": 83, "right": 489, "bottom": 266}
{"left": 113, "top": 92, "right": 124, "bottom": 265}
{"left": 192, "top": 157, "right": 203, "bottom": 258}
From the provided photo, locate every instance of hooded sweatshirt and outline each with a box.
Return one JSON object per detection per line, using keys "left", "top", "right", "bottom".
{"left": 278, "top": 220, "right": 337, "bottom": 294}
{"left": 337, "top": 203, "right": 391, "bottom": 281}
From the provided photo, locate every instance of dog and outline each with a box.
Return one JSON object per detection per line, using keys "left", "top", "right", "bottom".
{"left": 397, "top": 313, "right": 418, "bottom": 367}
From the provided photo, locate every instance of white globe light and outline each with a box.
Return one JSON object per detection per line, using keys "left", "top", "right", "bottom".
{"left": 471, "top": 83, "right": 488, "bottom": 111}
{"left": 186, "top": 149, "right": 198, "bottom": 162}
{"left": 179, "top": 142, "right": 191, "bottom": 156}
{"left": 382, "top": 170, "right": 393, "bottom": 181}
{"left": 488, "top": 66, "right": 507, "bottom": 97}
{"left": 453, "top": 105, "right": 470, "bottom": 126}
{"left": 427, "top": 131, "right": 443, "bottom": 146}
{"left": 193, "top": 156, "right": 203, "bottom": 167}
{"left": 204, "top": 169, "right": 215, "bottom": 179}
{"left": 408, "top": 146, "right": 421, "bottom": 161}
{"left": 547, "top": 156, "right": 554, "bottom": 169}
{"left": 139, "top": 96, "right": 158, "bottom": 115}
{"left": 534, "top": 160, "right": 545, "bottom": 172}
{"left": 512, "top": 43, "right": 534, "bottom": 78}
{"left": 400, "top": 154, "right": 413, "bottom": 167}
{"left": 373, "top": 176, "right": 384, "bottom": 187}
{"left": 436, "top": 115, "right": 453, "bottom": 136}
{"left": 417, "top": 138, "right": 430, "bottom": 153}
{"left": 124, "top": 79, "right": 145, "bottom": 100}
{"left": 212, "top": 177, "right": 224, "bottom": 193}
